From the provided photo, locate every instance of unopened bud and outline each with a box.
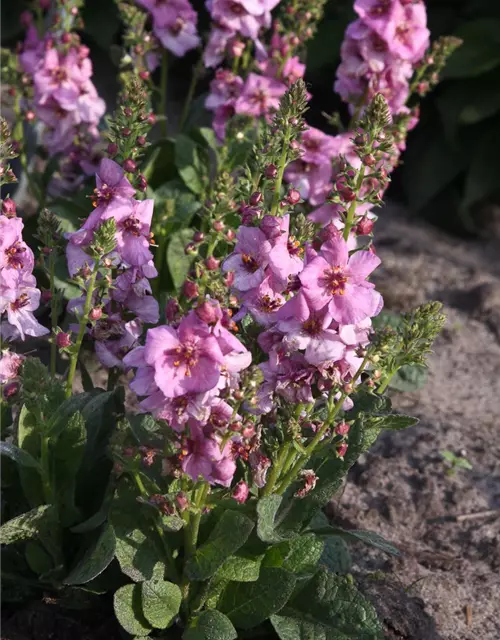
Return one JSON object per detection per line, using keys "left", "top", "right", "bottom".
{"left": 25, "top": 110, "right": 35, "bottom": 122}
{"left": 249, "top": 191, "right": 263, "bottom": 206}
{"left": 2, "top": 198, "right": 17, "bottom": 217}
{"left": 123, "top": 158, "right": 136, "bottom": 173}
{"left": 88, "top": 307, "right": 102, "bottom": 321}
{"left": 182, "top": 280, "right": 199, "bottom": 299}
{"left": 335, "top": 422, "right": 350, "bottom": 436}
{"left": 356, "top": 216, "right": 374, "bottom": 235}
{"left": 193, "top": 231, "right": 205, "bottom": 243}
{"left": 195, "top": 300, "right": 219, "bottom": 325}
{"left": 336, "top": 442, "right": 348, "bottom": 458}
{"left": 264, "top": 164, "right": 278, "bottom": 179}
{"left": 107, "top": 142, "right": 118, "bottom": 156}
{"left": 56, "top": 332, "right": 72, "bottom": 348}
{"left": 232, "top": 480, "right": 249, "bottom": 504}
{"left": 212, "top": 220, "right": 225, "bottom": 232}
{"left": 205, "top": 256, "right": 220, "bottom": 271}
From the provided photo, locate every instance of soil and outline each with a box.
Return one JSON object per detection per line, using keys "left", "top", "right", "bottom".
{"left": 331, "top": 203, "right": 500, "bottom": 640}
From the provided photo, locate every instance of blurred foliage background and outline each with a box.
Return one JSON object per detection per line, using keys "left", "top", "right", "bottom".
{"left": 2, "top": 0, "right": 500, "bottom": 235}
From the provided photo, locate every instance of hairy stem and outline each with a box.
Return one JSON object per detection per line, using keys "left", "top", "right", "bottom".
{"left": 343, "top": 165, "right": 366, "bottom": 241}
{"left": 65, "top": 265, "right": 99, "bottom": 398}
{"left": 270, "top": 125, "right": 291, "bottom": 217}
{"left": 179, "top": 57, "right": 202, "bottom": 132}
{"left": 160, "top": 50, "right": 168, "bottom": 137}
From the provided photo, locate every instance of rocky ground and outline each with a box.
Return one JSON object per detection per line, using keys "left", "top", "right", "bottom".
{"left": 332, "top": 203, "right": 500, "bottom": 639}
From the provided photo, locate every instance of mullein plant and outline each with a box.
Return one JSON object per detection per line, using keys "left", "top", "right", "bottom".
{"left": 0, "top": 0, "right": 457, "bottom": 637}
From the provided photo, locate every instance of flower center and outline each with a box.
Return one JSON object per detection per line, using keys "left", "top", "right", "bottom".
{"left": 321, "top": 266, "right": 347, "bottom": 296}
{"left": 251, "top": 90, "right": 267, "bottom": 108}
{"left": 230, "top": 1, "right": 246, "bottom": 16}
{"left": 51, "top": 67, "right": 68, "bottom": 83}
{"left": 257, "top": 294, "right": 283, "bottom": 314}
{"left": 171, "top": 342, "right": 199, "bottom": 376}
{"left": 6, "top": 242, "right": 26, "bottom": 269}
{"left": 303, "top": 137, "right": 321, "bottom": 153}
{"left": 241, "top": 253, "right": 259, "bottom": 273}
{"left": 91, "top": 184, "right": 114, "bottom": 207}
{"left": 122, "top": 216, "right": 142, "bottom": 235}
{"left": 287, "top": 235, "right": 303, "bottom": 257}
{"left": 169, "top": 17, "right": 185, "bottom": 35}
{"left": 302, "top": 316, "right": 322, "bottom": 336}
{"left": 369, "top": 0, "right": 391, "bottom": 16}
{"left": 10, "top": 293, "right": 29, "bottom": 311}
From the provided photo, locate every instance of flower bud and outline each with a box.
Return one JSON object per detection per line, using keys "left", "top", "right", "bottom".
{"left": 139, "top": 70, "right": 150, "bottom": 81}
{"left": 249, "top": 191, "right": 263, "bottom": 206}
{"left": 212, "top": 220, "right": 225, "bottom": 232}
{"left": 25, "top": 110, "right": 35, "bottom": 122}
{"left": 165, "top": 298, "right": 179, "bottom": 322}
{"left": 56, "top": 332, "right": 72, "bottom": 348}
{"left": 147, "top": 112, "right": 156, "bottom": 125}
{"left": 137, "top": 135, "right": 146, "bottom": 147}
{"left": 184, "top": 242, "right": 197, "bottom": 256}
{"left": 264, "top": 164, "right": 278, "bottom": 179}
{"left": 20, "top": 10, "right": 33, "bottom": 27}
{"left": 195, "top": 300, "right": 219, "bottom": 325}
{"left": 363, "top": 154, "right": 376, "bottom": 167}
{"left": 123, "top": 158, "right": 136, "bottom": 173}
{"left": 124, "top": 107, "right": 133, "bottom": 117}
{"left": 121, "top": 127, "right": 131, "bottom": 138}
{"left": 336, "top": 442, "right": 348, "bottom": 458}
{"left": 225, "top": 229, "right": 235, "bottom": 242}
{"left": 88, "top": 307, "right": 102, "bottom": 321}
{"left": 287, "top": 189, "right": 301, "bottom": 205}
{"left": 356, "top": 216, "right": 374, "bottom": 235}
{"left": 205, "top": 256, "right": 220, "bottom": 271}
{"left": 176, "top": 492, "right": 189, "bottom": 511}
{"left": 107, "top": 142, "right": 118, "bottom": 156}
{"left": 2, "top": 198, "right": 17, "bottom": 217}
{"left": 232, "top": 480, "right": 249, "bottom": 504}
{"left": 193, "top": 231, "right": 205, "bottom": 243}
{"left": 61, "top": 32, "right": 71, "bottom": 44}
{"left": 224, "top": 271, "right": 235, "bottom": 287}
{"left": 335, "top": 422, "right": 350, "bottom": 436}
{"left": 41, "top": 289, "right": 52, "bottom": 304}
{"left": 3, "top": 381, "right": 19, "bottom": 400}
{"left": 229, "top": 38, "right": 245, "bottom": 58}
{"left": 183, "top": 280, "right": 199, "bottom": 299}
{"left": 137, "top": 174, "right": 147, "bottom": 191}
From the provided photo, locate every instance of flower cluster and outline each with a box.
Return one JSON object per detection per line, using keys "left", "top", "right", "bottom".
{"left": 18, "top": 7, "right": 105, "bottom": 191}
{"left": 335, "top": 0, "right": 430, "bottom": 116}
{"left": 0, "top": 209, "right": 48, "bottom": 341}
{"left": 125, "top": 301, "right": 251, "bottom": 487}
{"left": 135, "top": 0, "right": 200, "bottom": 57}
{"left": 66, "top": 158, "right": 159, "bottom": 368}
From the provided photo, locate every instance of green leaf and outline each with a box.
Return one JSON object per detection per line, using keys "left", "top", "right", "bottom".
{"left": 185, "top": 509, "right": 255, "bottom": 581}
{"left": 16, "top": 406, "right": 44, "bottom": 507}
{"left": 64, "top": 524, "right": 116, "bottom": 585}
{"left": 52, "top": 411, "right": 87, "bottom": 525}
{"left": 362, "top": 414, "right": 419, "bottom": 431}
{"left": 114, "top": 584, "right": 152, "bottom": 637}
{"left": 79, "top": 359, "right": 95, "bottom": 392}
{"left": 315, "top": 528, "right": 400, "bottom": 557}
{"left": 256, "top": 494, "right": 288, "bottom": 543}
{"left": 47, "top": 391, "right": 95, "bottom": 438}
{"left": 442, "top": 19, "right": 500, "bottom": 79}
{"left": 389, "top": 365, "right": 428, "bottom": 392}
{"left": 141, "top": 579, "right": 182, "bottom": 629}
{"left": 0, "top": 442, "right": 42, "bottom": 472}
{"left": 142, "top": 138, "right": 177, "bottom": 190}
{"left": 111, "top": 482, "right": 164, "bottom": 582}
{"left": 53, "top": 254, "right": 82, "bottom": 300}
{"left": 154, "top": 180, "right": 201, "bottom": 228}
{"left": 320, "top": 536, "right": 352, "bottom": 575}
{"left": 25, "top": 541, "right": 54, "bottom": 576}
{"left": 281, "top": 534, "right": 324, "bottom": 574}
{"left": 50, "top": 198, "right": 88, "bottom": 234}
{"left": 218, "top": 567, "right": 296, "bottom": 629}
{"left": 166, "top": 228, "right": 195, "bottom": 289}
{"left": 0, "top": 505, "right": 56, "bottom": 545}
{"left": 270, "top": 569, "right": 383, "bottom": 640}
{"left": 184, "top": 610, "right": 237, "bottom": 640}
{"left": 215, "top": 553, "right": 263, "bottom": 582}
{"left": 175, "top": 134, "right": 204, "bottom": 194}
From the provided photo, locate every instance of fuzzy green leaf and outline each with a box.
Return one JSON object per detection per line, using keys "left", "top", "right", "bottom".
{"left": 215, "top": 553, "right": 263, "bottom": 582}
{"left": 175, "top": 134, "right": 204, "bottom": 194}
{"left": 0, "top": 505, "right": 56, "bottom": 545}
{"left": 166, "top": 228, "right": 195, "bottom": 289}
{"left": 320, "top": 536, "right": 352, "bottom": 575}
{"left": 256, "top": 494, "right": 289, "bottom": 543}
{"left": 64, "top": 524, "right": 116, "bottom": 585}
{"left": 270, "top": 569, "right": 383, "bottom": 640}
{"left": 185, "top": 510, "right": 255, "bottom": 581}
{"left": 218, "top": 567, "right": 296, "bottom": 629}
{"left": 114, "top": 584, "right": 152, "bottom": 637}
{"left": 141, "top": 579, "right": 182, "bottom": 629}
{"left": 314, "top": 527, "right": 400, "bottom": 557}
{"left": 184, "top": 610, "right": 237, "bottom": 640}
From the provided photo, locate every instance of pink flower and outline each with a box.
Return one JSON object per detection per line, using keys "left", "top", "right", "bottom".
{"left": 299, "top": 235, "right": 383, "bottom": 325}
{"left": 234, "top": 73, "right": 286, "bottom": 118}
{"left": 154, "top": 2, "right": 201, "bottom": 57}
{"left": 34, "top": 48, "right": 90, "bottom": 110}
{"left": 0, "top": 216, "right": 34, "bottom": 278}
{"left": 114, "top": 199, "right": 155, "bottom": 267}
{"left": 143, "top": 314, "right": 225, "bottom": 398}
{"left": 223, "top": 226, "right": 272, "bottom": 292}
{"left": 232, "top": 480, "right": 250, "bottom": 503}
{"left": 0, "top": 351, "right": 25, "bottom": 384}
{"left": 243, "top": 277, "right": 285, "bottom": 326}
{"left": 0, "top": 273, "right": 49, "bottom": 340}
{"left": 181, "top": 422, "right": 235, "bottom": 487}
{"left": 266, "top": 214, "right": 304, "bottom": 289}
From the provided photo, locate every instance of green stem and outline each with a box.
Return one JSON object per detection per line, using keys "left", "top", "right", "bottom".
{"left": 279, "top": 444, "right": 298, "bottom": 479}
{"left": 270, "top": 125, "right": 291, "bottom": 217}
{"left": 132, "top": 471, "right": 180, "bottom": 583}
{"left": 49, "top": 251, "right": 57, "bottom": 377}
{"left": 262, "top": 442, "right": 291, "bottom": 496}
{"left": 343, "top": 165, "right": 366, "bottom": 241}
{"left": 376, "top": 370, "right": 396, "bottom": 395}
{"left": 65, "top": 265, "right": 99, "bottom": 398}
{"left": 107, "top": 367, "right": 119, "bottom": 392}
{"left": 160, "top": 50, "right": 168, "bottom": 137}
{"left": 276, "top": 354, "right": 371, "bottom": 495}
{"left": 179, "top": 57, "right": 202, "bottom": 132}
{"left": 189, "top": 482, "right": 209, "bottom": 552}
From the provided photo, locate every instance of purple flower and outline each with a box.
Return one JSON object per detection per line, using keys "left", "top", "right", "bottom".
{"left": 34, "top": 47, "right": 89, "bottom": 110}
{"left": 181, "top": 422, "right": 235, "bottom": 487}
{"left": 266, "top": 215, "right": 304, "bottom": 289}
{"left": 277, "top": 292, "right": 345, "bottom": 366}
{"left": 243, "top": 277, "right": 285, "bottom": 326}
{"left": 0, "top": 216, "right": 34, "bottom": 278}
{"left": 94, "top": 318, "right": 142, "bottom": 369}
{"left": 299, "top": 235, "right": 383, "bottom": 325}
{"left": 223, "top": 225, "right": 272, "bottom": 292}
{"left": 0, "top": 350, "right": 25, "bottom": 384}
{"left": 153, "top": 0, "right": 201, "bottom": 57}
{"left": 234, "top": 73, "right": 286, "bottom": 118}
{"left": 143, "top": 314, "right": 225, "bottom": 398}
{"left": 114, "top": 199, "right": 155, "bottom": 267}
{"left": 0, "top": 273, "right": 49, "bottom": 340}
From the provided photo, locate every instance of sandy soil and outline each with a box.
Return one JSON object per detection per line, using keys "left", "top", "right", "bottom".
{"left": 332, "top": 203, "right": 500, "bottom": 639}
